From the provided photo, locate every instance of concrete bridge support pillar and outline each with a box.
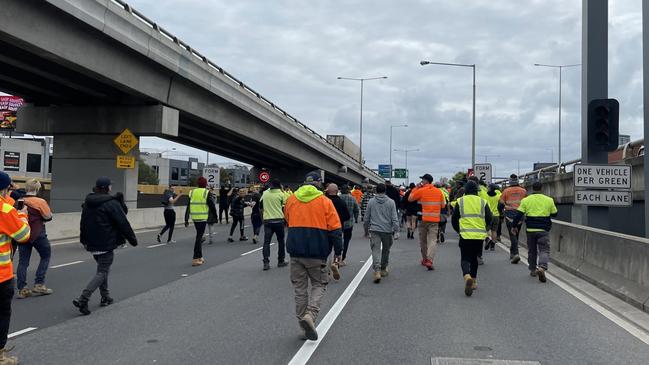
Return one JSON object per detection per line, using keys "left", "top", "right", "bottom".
{"left": 17, "top": 105, "right": 178, "bottom": 213}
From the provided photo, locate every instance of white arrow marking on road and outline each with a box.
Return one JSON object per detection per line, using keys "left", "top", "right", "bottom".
{"left": 8, "top": 327, "right": 37, "bottom": 338}
{"left": 50, "top": 261, "right": 84, "bottom": 269}
{"left": 288, "top": 255, "right": 372, "bottom": 365}
{"left": 241, "top": 243, "right": 275, "bottom": 256}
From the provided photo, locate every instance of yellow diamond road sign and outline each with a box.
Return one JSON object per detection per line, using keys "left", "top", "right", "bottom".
{"left": 116, "top": 155, "right": 136, "bottom": 169}
{"left": 114, "top": 128, "right": 138, "bottom": 154}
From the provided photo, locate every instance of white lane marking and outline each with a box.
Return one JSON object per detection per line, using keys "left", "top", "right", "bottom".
{"left": 241, "top": 243, "right": 274, "bottom": 256}
{"left": 8, "top": 327, "right": 37, "bottom": 338}
{"left": 495, "top": 241, "right": 649, "bottom": 346}
{"left": 146, "top": 243, "right": 167, "bottom": 249}
{"left": 288, "top": 255, "right": 372, "bottom": 365}
{"left": 50, "top": 260, "right": 84, "bottom": 269}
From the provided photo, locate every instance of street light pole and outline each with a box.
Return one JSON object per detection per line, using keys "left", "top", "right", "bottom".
{"left": 394, "top": 148, "right": 419, "bottom": 184}
{"left": 420, "top": 60, "right": 476, "bottom": 167}
{"left": 534, "top": 63, "right": 581, "bottom": 164}
{"left": 338, "top": 76, "right": 388, "bottom": 167}
{"left": 389, "top": 124, "right": 408, "bottom": 179}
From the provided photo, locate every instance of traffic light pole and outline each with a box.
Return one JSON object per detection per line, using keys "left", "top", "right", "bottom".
{"left": 581, "top": 0, "right": 609, "bottom": 229}
{"left": 643, "top": 0, "right": 649, "bottom": 237}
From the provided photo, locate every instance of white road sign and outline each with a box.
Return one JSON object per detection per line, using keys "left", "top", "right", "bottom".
{"left": 574, "top": 164, "right": 632, "bottom": 189}
{"left": 203, "top": 167, "right": 220, "bottom": 189}
{"left": 473, "top": 163, "right": 492, "bottom": 184}
{"left": 574, "top": 190, "right": 632, "bottom": 207}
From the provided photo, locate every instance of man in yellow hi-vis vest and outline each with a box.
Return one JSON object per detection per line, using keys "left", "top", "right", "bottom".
{"left": 451, "top": 181, "right": 492, "bottom": 297}
{"left": 185, "top": 177, "right": 216, "bottom": 267}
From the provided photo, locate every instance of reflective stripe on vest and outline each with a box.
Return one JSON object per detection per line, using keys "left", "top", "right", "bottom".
{"left": 458, "top": 195, "right": 487, "bottom": 240}
{"left": 189, "top": 188, "right": 209, "bottom": 222}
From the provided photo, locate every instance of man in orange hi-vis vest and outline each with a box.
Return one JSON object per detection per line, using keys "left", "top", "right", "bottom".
{"left": 0, "top": 171, "right": 31, "bottom": 365}
{"left": 408, "top": 173, "right": 446, "bottom": 271}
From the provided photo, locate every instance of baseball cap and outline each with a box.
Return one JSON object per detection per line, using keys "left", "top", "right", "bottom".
{"left": 95, "top": 177, "right": 112, "bottom": 189}
{"left": 419, "top": 173, "right": 433, "bottom": 183}
{"left": 304, "top": 171, "right": 322, "bottom": 183}
{"left": 0, "top": 172, "right": 11, "bottom": 190}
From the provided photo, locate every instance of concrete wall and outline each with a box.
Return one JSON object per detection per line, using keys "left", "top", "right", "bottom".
{"left": 514, "top": 220, "right": 649, "bottom": 313}
{"left": 0, "top": 138, "right": 50, "bottom": 179}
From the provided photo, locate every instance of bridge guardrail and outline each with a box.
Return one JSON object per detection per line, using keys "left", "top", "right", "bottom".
{"left": 109, "top": 0, "right": 381, "bottom": 181}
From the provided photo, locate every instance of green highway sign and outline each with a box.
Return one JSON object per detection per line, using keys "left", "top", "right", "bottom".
{"left": 393, "top": 168, "right": 407, "bottom": 179}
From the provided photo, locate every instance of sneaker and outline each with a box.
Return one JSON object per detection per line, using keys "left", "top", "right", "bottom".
{"left": 380, "top": 269, "right": 389, "bottom": 278}
{"left": 299, "top": 313, "right": 318, "bottom": 341}
{"left": 424, "top": 259, "right": 434, "bottom": 271}
{"left": 530, "top": 270, "right": 538, "bottom": 277}
{"left": 240, "top": 236, "right": 249, "bottom": 242}
{"left": 192, "top": 259, "right": 203, "bottom": 267}
{"left": 277, "top": 261, "right": 288, "bottom": 268}
{"left": 199, "top": 258, "right": 205, "bottom": 264}
{"left": 537, "top": 268, "right": 547, "bottom": 283}
{"left": 464, "top": 274, "right": 474, "bottom": 297}
{"left": 511, "top": 255, "right": 520, "bottom": 264}
{"left": 167, "top": 240, "right": 177, "bottom": 244}
{"left": 32, "top": 284, "right": 53, "bottom": 295}
{"left": 16, "top": 288, "right": 32, "bottom": 299}
{"left": 477, "top": 257, "right": 484, "bottom": 265}
{"left": 330, "top": 263, "right": 341, "bottom": 280}
{"left": 252, "top": 238, "right": 258, "bottom": 244}
{"left": 338, "top": 260, "right": 346, "bottom": 267}
{"left": 72, "top": 299, "right": 91, "bottom": 315}
{"left": 0, "top": 347, "right": 18, "bottom": 365}
{"left": 156, "top": 234, "right": 161, "bottom": 243}
{"left": 227, "top": 237, "right": 234, "bottom": 243}
{"left": 100, "top": 296, "right": 114, "bottom": 307}
{"left": 420, "top": 258, "right": 426, "bottom": 266}
{"left": 440, "top": 233, "right": 445, "bottom": 243}
{"left": 484, "top": 239, "right": 491, "bottom": 250}
{"left": 263, "top": 263, "right": 270, "bottom": 271}
{"left": 373, "top": 271, "right": 382, "bottom": 283}
{"left": 471, "top": 278, "right": 478, "bottom": 290}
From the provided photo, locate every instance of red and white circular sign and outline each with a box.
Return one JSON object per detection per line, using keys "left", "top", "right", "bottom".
{"left": 258, "top": 171, "right": 270, "bottom": 183}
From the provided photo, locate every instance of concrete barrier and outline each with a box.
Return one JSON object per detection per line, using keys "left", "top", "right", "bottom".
{"left": 512, "top": 220, "right": 649, "bottom": 313}
{"left": 46, "top": 206, "right": 253, "bottom": 242}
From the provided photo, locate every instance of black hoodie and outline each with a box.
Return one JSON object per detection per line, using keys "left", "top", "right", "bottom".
{"left": 80, "top": 193, "right": 137, "bottom": 252}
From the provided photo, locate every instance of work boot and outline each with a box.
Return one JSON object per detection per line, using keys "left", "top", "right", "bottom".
{"left": 252, "top": 238, "right": 258, "bottom": 244}
{"left": 424, "top": 259, "right": 434, "bottom": 271}
{"left": 16, "top": 288, "right": 32, "bottom": 299}
{"left": 511, "top": 255, "right": 520, "bottom": 264}
{"left": 73, "top": 298, "right": 91, "bottom": 315}
{"left": 330, "top": 263, "right": 341, "bottom": 281}
{"left": 277, "top": 261, "right": 288, "bottom": 268}
{"left": 380, "top": 269, "right": 389, "bottom": 278}
{"left": 477, "top": 257, "right": 484, "bottom": 265}
{"left": 338, "top": 260, "right": 346, "bottom": 268}
{"left": 192, "top": 258, "right": 203, "bottom": 267}
{"left": 100, "top": 296, "right": 114, "bottom": 307}
{"left": 373, "top": 271, "right": 382, "bottom": 283}
{"left": 0, "top": 347, "right": 18, "bottom": 365}
{"left": 464, "top": 274, "right": 474, "bottom": 297}
{"left": 472, "top": 278, "right": 478, "bottom": 290}
{"left": 537, "top": 267, "right": 547, "bottom": 283}
{"left": 299, "top": 313, "right": 318, "bottom": 341}
{"left": 263, "top": 262, "right": 270, "bottom": 271}
{"left": 530, "top": 270, "right": 538, "bottom": 277}
{"left": 32, "top": 284, "right": 53, "bottom": 295}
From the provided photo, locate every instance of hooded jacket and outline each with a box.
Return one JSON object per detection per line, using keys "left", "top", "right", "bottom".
{"left": 364, "top": 194, "right": 400, "bottom": 234}
{"left": 327, "top": 194, "right": 351, "bottom": 226}
{"left": 80, "top": 193, "right": 137, "bottom": 252}
{"left": 285, "top": 185, "right": 342, "bottom": 259}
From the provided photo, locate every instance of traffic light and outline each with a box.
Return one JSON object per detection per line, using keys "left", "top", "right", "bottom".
{"left": 587, "top": 98, "right": 619, "bottom": 152}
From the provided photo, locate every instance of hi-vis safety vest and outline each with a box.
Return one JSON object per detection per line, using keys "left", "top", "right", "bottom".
{"left": 458, "top": 195, "right": 487, "bottom": 240}
{"left": 189, "top": 188, "right": 209, "bottom": 222}
{"left": 0, "top": 197, "right": 30, "bottom": 283}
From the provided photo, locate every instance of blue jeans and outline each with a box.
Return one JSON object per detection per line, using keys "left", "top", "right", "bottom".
{"left": 16, "top": 232, "right": 51, "bottom": 290}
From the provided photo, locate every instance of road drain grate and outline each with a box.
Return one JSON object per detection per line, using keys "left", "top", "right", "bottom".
{"left": 431, "top": 357, "right": 541, "bottom": 365}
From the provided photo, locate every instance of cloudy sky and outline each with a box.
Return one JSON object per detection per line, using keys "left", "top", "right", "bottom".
{"left": 133, "top": 0, "right": 644, "bottom": 183}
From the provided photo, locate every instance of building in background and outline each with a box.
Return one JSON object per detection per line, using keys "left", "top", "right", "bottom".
{"left": 0, "top": 137, "right": 52, "bottom": 179}
{"left": 221, "top": 164, "right": 250, "bottom": 188}
{"left": 140, "top": 152, "right": 204, "bottom": 186}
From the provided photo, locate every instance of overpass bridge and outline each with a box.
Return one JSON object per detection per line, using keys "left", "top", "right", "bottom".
{"left": 0, "top": 0, "right": 382, "bottom": 212}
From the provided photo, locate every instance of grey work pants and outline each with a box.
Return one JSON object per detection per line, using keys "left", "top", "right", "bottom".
{"left": 527, "top": 231, "right": 550, "bottom": 271}
{"left": 369, "top": 231, "right": 393, "bottom": 272}
{"left": 81, "top": 251, "right": 114, "bottom": 300}
{"left": 418, "top": 221, "right": 439, "bottom": 261}
{"left": 290, "top": 257, "right": 329, "bottom": 321}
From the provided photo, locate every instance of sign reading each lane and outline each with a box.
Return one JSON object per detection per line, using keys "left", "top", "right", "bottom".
{"left": 574, "top": 164, "right": 632, "bottom": 189}
{"left": 574, "top": 190, "right": 632, "bottom": 207}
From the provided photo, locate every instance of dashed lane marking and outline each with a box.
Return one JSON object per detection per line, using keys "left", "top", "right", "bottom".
{"left": 9, "top": 327, "right": 37, "bottom": 338}
{"left": 50, "top": 261, "right": 84, "bottom": 269}
{"left": 241, "top": 243, "right": 274, "bottom": 256}
{"left": 146, "top": 243, "right": 167, "bottom": 249}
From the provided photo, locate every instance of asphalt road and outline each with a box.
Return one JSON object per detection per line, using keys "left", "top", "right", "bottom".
{"left": 7, "top": 222, "right": 649, "bottom": 365}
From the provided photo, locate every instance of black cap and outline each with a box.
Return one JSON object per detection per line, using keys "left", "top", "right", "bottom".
{"left": 419, "top": 174, "right": 433, "bottom": 183}
{"left": 95, "top": 177, "right": 112, "bottom": 189}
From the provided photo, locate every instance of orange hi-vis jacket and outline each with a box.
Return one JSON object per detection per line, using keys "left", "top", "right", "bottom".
{"left": 500, "top": 186, "right": 527, "bottom": 211}
{"left": 285, "top": 185, "right": 343, "bottom": 260}
{"left": 408, "top": 184, "right": 446, "bottom": 223}
{"left": 351, "top": 189, "right": 363, "bottom": 204}
{"left": 0, "top": 195, "right": 30, "bottom": 284}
